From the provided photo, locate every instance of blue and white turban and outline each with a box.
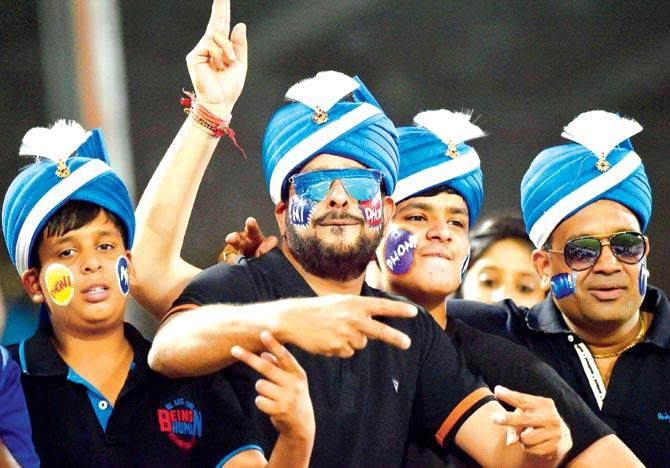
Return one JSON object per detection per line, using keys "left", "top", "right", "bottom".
{"left": 262, "top": 71, "right": 399, "bottom": 203}
{"left": 521, "top": 110, "right": 652, "bottom": 248}
{"left": 393, "top": 110, "right": 486, "bottom": 227}
{"left": 2, "top": 120, "right": 135, "bottom": 273}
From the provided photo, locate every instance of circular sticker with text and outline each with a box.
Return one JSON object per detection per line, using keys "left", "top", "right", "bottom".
{"left": 45, "top": 263, "right": 75, "bottom": 306}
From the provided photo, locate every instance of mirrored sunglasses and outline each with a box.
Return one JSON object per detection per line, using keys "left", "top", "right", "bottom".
{"left": 546, "top": 231, "right": 647, "bottom": 271}
{"left": 289, "top": 168, "right": 382, "bottom": 202}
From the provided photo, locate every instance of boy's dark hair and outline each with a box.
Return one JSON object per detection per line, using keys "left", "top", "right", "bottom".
{"left": 396, "top": 184, "right": 461, "bottom": 204}
{"left": 30, "top": 200, "right": 127, "bottom": 269}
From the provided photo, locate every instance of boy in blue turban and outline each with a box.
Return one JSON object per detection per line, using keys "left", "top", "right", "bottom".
{"left": 449, "top": 110, "right": 668, "bottom": 466}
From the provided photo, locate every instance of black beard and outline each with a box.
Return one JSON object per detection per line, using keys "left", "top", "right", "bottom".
{"left": 286, "top": 218, "right": 383, "bottom": 282}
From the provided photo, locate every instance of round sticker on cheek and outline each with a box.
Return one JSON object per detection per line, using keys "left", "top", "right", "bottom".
{"left": 45, "top": 263, "right": 75, "bottom": 307}
{"left": 116, "top": 256, "right": 130, "bottom": 296}
{"left": 358, "top": 191, "right": 383, "bottom": 229}
{"left": 550, "top": 272, "right": 577, "bottom": 299}
{"left": 384, "top": 228, "right": 418, "bottom": 275}
{"left": 288, "top": 195, "right": 316, "bottom": 229}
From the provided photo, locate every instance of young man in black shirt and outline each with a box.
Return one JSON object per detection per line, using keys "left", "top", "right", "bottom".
{"left": 363, "top": 110, "right": 641, "bottom": 466}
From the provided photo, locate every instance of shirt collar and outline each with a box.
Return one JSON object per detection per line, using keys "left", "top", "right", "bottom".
{"left": 18, "top": 322, "right": 151, "bottom": 377}
{"left": 526, "top": 285, "right": 670, "bottom": 350}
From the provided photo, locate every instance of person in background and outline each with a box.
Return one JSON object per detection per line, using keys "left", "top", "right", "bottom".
{"left": 458, "top": 216, "right": 547, "bottom": 307}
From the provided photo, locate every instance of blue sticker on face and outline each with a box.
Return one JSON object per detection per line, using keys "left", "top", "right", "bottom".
{"left": 550, "top": 272, "right": 577, "bottom": 299}
{"left": 116, "top": 256, "right": 130, "bottom": 296}
{"left": 384, "top": 228, "right": 418, "bottom": 275}
{"left": 288, "top": 194, "right": 316, "bottom": 229}
{"left": 639, "top": 257, "right": 648, "bottom": 296}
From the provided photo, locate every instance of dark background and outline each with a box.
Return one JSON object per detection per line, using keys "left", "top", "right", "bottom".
{"left": 1, "top": 1, "right": 669, "bottom": 339}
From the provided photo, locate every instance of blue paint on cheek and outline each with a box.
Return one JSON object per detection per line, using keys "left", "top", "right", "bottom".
{"left": 116, "top": 256, "right": 130, "bottom": 296}
{"left": 639, "top": 257, "right": 648, "bottom": 296}
{"left": 550, "top": 273, "right": 577, "bottom": 299}
{"left": 384, "top": 228, "right": 417, "bottom": 275}
{"left": 288, "top": 195, "right": 316, "bottom": 228}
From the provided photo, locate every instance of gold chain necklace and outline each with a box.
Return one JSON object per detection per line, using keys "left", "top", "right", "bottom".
{"left": 591, "top": 313, "right": 648, "bottom": 359}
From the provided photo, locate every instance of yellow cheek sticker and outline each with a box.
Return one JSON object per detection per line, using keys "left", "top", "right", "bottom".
{"left": 45, "top": 263, "right": 75, "bottom": 307}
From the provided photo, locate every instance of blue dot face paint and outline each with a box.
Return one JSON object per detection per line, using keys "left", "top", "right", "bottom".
{"left": 384, "top": 228, "right": 418, "bottom": 275}
{"left": 550, "top": 272, "right": 577, "bottom": 299}
{"left": 639, "top": 257, "right": 648, "bottom": 296}
{"left": 116, "top": 256, "right": 130, "bottom": 296}
{"left": 288, "top": 194, "right": 317, "bottom": 229}
{"left": 358, "top": 190, "right": 383, "bottom": 229}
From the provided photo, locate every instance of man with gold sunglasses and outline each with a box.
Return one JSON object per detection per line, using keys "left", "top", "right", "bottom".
{"left": 449, "top": 110, "right": 669, "bottom": 467}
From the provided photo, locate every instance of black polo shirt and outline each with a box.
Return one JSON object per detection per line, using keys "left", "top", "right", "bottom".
{"left": 405, "top": 317, "right": 613, "bottom": 467}
{"left": 448, "top": 286, "right": 670, "bottom": 467}
{"left": 172, "top": 248, "right": 495, "bottom": 467}
{"left": 8, "top": 323, "right": 263, "bottom": 468}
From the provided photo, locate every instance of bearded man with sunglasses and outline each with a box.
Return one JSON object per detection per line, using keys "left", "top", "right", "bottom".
{"left": 449, "top": 110, "right": 669, "bottom": 466}
{"left": 148, "top": 69, "right": 577, "bottom": 467}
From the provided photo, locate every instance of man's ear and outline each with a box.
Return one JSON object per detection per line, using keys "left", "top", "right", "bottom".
{"left": 381, "top": 196, "right": 395, "bottom": 236}
{"left": 532, "top": 249, "right": 551, "bottom": 290}
{"left": 275, "top": 201, "right": 288, "bottom": 238}
{"left": 21, "top": 268, "right": 45, "bottom": 304}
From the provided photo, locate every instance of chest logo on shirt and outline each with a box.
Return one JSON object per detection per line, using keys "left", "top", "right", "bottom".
{"left": 157, "top": 398, "right": 202, "bottom": 449}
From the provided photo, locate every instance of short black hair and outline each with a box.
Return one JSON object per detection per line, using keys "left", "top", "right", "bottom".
{"left": 452, "top": 215, "right": 533, "bottom": 298}
{"left": 30, "top": 200, "right": 127, "bottom": 269}
{"left": 396, "top": 184, "right": 461, "bottom": 203}
{"left": 468, "top": 216, "right": 533, "bottom": 266}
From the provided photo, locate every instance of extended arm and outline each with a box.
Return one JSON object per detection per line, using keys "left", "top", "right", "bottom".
{"left": 131, "top": 0, "right": 247, "bottom": 319}
{"left": 148, "top": 294, "right": 417, "bottom": 377}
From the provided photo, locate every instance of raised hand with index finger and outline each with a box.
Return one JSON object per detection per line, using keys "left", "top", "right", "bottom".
{"left": 186, "top": 0, "right": 248, "bottom": 117}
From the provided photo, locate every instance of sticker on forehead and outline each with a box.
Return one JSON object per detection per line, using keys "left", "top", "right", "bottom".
{"left": 358, "top": 190, "right": 383, "bottom": 229}
{"left": 116, "top": 256, "right": 130, "bottom": 296}
{"left": 550, "top": 272, "right": 577, "bottom": 299}
{"left": 384, "top": 228, "right": 418, "bottom": 275}
{"left": 288, "top": 194, "right": 316, "bottom": 229}
{"left": 45, "top": 263, "right": 75, "bottom": 306}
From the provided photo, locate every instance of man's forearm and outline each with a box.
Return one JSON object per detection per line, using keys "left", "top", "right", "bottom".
{"left": 132, "top": 118, "right": 219, "bottom": 319}
{"left": 148, "top": 302, "right": 286, "bottom": 377}
{"left": 266, "top": 433, "right": 312, "bottom": 468}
